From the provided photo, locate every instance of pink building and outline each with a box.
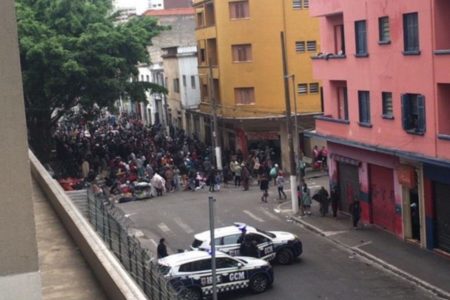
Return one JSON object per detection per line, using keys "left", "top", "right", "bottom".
{"left": 309, "top": 0, "right": 450, "bottom": 255}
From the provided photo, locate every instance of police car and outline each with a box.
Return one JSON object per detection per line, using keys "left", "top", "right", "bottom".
{"left": 191, "top": 223, "right": 302, "bottom": 265}
{"left": 158, "top": 250, "right": 274, "bottom": 300}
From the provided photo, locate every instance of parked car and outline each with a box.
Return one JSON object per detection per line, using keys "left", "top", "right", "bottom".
{"left": 158, "top": 250, "right": 274, "bottom": 300}
{"left": 191, "top": 223, "right": 302, "bottom": 265}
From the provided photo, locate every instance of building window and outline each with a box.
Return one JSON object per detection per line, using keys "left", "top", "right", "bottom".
{"left": 402, "top": 94, "right": 426, "bottom": 134}
{"left": 191, "top": 75, "right": 196, "bottom": 89}
{"left": 199, "top": 48, "right": 206, "bottom": 64}
{"left": 309, "top": 83, "right": 319, "bottom": 93}
{"left": 306, "top": 41, "right": 317, "bottom": 52}
{"left": 355, "top": 20, "right": 368, "bottom": 56}
{"left": 197, "top": 12, "right": 204, "bottom": 27}
{"left": 334, "top": 24, "right": 346, "bottom": 55}
{"left": 297, "top": 83, "right": 308, "bottom": 95}
{"left": 295, "top": 41, "right": 305, "bottom": 52}
{"left": 378, "top": 16, "right": 390, "bottom": 43}
{"left": 201, "top": 83, "right": 209, "bottom": 101}
{"left": 182, "top": 75, "right": 186, "bottom": 87}
{"left": 403, "top": 13, "right": 420, "bottom": 54}
{"left": 235, "top": 87, "right": 255, "bottom": 105}
{"left": 232, "top": 44, "right": 252, "bottom": 62}
{"left": 146, "top": 75, "right": 150, "bottom": 82}
{"left": 382, "top": 92, "right": 393, "bottom": 118}
{"left": 173, "top": 78, "right": 180, "bottom": 93}
{"left": 293, "top": 0, "right": 309, "bottom": 9}
{"left": 337, "top": 86, "right": 348, "bottom": 120}
{"left": 358, "top": 91, "right": 371, "bottom": 124}
{"left": 229, "top": 1, "right": 249, "bottom": 19}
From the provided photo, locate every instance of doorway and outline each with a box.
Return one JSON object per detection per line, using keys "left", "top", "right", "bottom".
{"left": 409, "top": 188, "right": 420, "bottom": 241}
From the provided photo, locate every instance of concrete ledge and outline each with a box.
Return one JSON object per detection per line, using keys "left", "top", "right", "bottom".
{"left": 29, "top": 150, "right": 147, "bottom": 300}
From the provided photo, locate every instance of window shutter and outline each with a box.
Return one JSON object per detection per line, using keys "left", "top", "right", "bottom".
{"left": 417, "top": 95, "right": 426, "bottom": 133}
{"left": 401, "top": 94, "right": 410, "bottom": 130}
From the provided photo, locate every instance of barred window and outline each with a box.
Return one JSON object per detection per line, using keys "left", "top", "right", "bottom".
{"left": 309, "top": 83, "right": 319, "bottom": 93}
{"left": 306, "top": 41, "right": 317, "bottom": 52}
{"left": 297, "top": 83, "right": 308, "bottom": 94}
{"left": 295, "top": 41, "right": 305, "bottom": 52}
{"left": 293, "top": 0, "right": 301, "bottom": 9}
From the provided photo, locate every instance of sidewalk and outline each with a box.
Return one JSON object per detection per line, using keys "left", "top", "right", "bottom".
{"left": 289, "top": 200, "right": 450, "bottom": 299}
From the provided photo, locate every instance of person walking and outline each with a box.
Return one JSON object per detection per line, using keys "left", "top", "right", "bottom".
{"left": 301, "top": 182, "right": 312, "bottom": 215}
{"left": 157, "top": 238, "right": 168, "bottom": 258}
{"left": 276, "top": 171, "right": 287, "bottom": 200}
{"left": 350, "top": 199, "right": 362, "bottom": 229}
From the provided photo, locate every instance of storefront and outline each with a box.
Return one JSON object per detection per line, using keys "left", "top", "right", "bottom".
{"left": 424, "top": 164, "right": 450, "bottom": 254}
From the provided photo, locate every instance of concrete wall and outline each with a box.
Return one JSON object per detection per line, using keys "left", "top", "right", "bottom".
{"left": 0, "top": 0, "right": 42, "bottom": 298}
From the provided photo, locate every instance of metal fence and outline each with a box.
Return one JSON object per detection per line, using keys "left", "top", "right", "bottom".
{"left": 87, "top": 188, "right": 179, "bottom": 300}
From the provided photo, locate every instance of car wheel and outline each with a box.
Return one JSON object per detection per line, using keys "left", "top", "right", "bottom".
{"left": 249, "top": 273, "right": 269, "bottom": 293}
{"left": 179, "top": 287, "right": 202, "bottom": 300}
{"left": 276, "top": 248, "right": 294, "bottom": 265}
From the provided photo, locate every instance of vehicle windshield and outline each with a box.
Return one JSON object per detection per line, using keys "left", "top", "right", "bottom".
{"left": 158, "top": 264, "right": 171, "bottom": 275}
{"left": 256, "top": 228, "right": 276, "bottom": 238}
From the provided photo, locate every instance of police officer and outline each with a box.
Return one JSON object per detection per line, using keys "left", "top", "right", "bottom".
{"left": 157, "top": 238, "right": 168, "bottom": 258}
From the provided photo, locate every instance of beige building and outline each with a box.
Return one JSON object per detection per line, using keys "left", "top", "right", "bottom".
{"left": 0, "top": 1, "right": 41, "bottom": 298}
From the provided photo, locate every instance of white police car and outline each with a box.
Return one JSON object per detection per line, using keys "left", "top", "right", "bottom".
{"left": 158, "top": 250, "right": 274, "bottom": 300}
{"left": 191, "top": 223, "right": 302, "bottom": 265}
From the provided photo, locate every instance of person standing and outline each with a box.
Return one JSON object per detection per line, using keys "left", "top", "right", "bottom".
{"left": 276, "top": 171, "right": 287, "bottom": 200}
{"left": 208, "top": 168, "right": 216, "bottom": 192}
{"left": 234, "top": 162, "right": 242, "bottom": 187}
{"left": 270, "top": 164, "right": 279, "bottom": 186}
{"left": 241, "top": 163, "right": 250, "bottom": 191}
{"left": 260, "top": 171, "right": 269, "bottom": 203}
{"left": 317, "top": 186, "right": 330, "bottom": 217}
{"left": 350, "top": 199, "right": 362, "bottom": 229}
{"left": 157, "top": 238, "right": 168, "bottom": 258}
{"left": 330, "top": 185, "right": 339, "bottom": 218}
{"left": 301, "top": 182, "right": 312, "bottom": 215}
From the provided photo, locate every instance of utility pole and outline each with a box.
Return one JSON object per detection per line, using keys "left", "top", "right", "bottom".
{"left": 208, "top": 63, "right": 223, "bottom": 170}
{"left": 281, "top": 32, "right": 299, "bottom": 214}
{"left": 208, "top": 196, "right": 218, "bottom": 300}
{"left": 291, "top": 75, "right": 304, "bottom": 215}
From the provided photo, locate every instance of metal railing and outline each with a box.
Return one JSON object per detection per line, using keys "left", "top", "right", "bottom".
{"left": 87, "top": 188, "right": 178, "bottom": 300}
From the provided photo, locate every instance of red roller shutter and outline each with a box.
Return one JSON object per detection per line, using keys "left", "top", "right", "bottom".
{"left": 370, "top": 165, "right": 396, "bottom": 233}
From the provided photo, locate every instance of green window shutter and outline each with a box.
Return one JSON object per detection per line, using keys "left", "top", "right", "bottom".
{"left": 417, "top": 95, "right": 426, "bottom": 133}
{"left": 401, "top": 94, "right": 410, "bottom": 130}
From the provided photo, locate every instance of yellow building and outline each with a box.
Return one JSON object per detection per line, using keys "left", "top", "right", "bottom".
{"left": 190, "top": 0, "right": 321, "bottom": 169}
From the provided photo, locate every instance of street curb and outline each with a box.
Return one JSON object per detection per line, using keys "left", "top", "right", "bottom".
{"left": 290, "top": 216, "right": 450, "bottom": 300}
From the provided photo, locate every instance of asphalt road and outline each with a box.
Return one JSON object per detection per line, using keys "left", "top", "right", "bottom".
{"left": 117, "top": 178, "right": 437, "bottom": 300}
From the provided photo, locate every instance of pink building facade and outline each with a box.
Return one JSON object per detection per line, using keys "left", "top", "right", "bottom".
{"left": 310, "top": 0, "right": 450, "bottom": 255}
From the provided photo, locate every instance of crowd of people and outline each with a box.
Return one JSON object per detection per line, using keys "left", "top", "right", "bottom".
{"left": 52, "top": 112, "right": 283, "bottom": 202}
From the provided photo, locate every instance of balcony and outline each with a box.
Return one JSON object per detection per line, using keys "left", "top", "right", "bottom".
{"left": 312, "top": 54, "right": 348, "bottom": 80}
{"left": 309, "top": 0, "right": 343, "bottom": 17}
